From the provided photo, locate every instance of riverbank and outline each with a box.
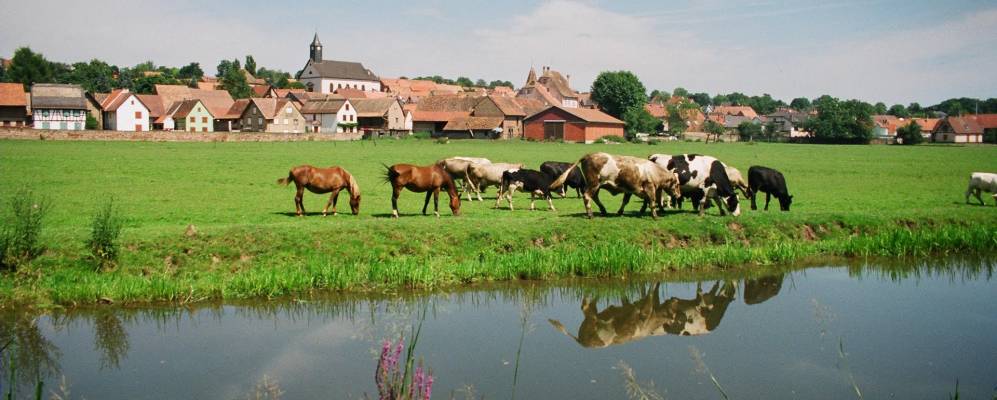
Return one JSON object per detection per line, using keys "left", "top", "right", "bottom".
{"left": 1, "top": 139, "right": 995, "bottom": 308}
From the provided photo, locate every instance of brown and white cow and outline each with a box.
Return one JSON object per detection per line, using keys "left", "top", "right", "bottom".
{"left": 464, "top": 162, "right": 525, "bottom": 202}
{"left": 435, "top": 157, "right": 491, "bottom": 201}
{"left": 551, "top": 152, "right": 680, "bottom": 219}
{"left": 649, "top": 154, "right": 742, "bottom": 216}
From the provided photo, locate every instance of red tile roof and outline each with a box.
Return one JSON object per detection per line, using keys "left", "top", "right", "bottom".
{"left": 0, "top": 83, "right": 28, "bottom": 107}
{"left": 412, "top": 110, "right": 470, "bottom": 122}
{"left": 526, "top": 106, "right": 624, "bottom": 124}
{"left": 644, "top": 103, "right": 667, "bottom": 119}
{"left": 154, "top": 84, "right": 234, "bottom": 117}
{"left": 941, "top": 116, "right": 983, "bottom": 134}
{"left": 485, "top": 95, "right": 526, "bottom": 117}
{"left": 443, "top": 116, "right": 503, "bottom": 131}
{"left": 712, "top": 105, "right": 758, "bottom": 119}
{"left": 969, "top": 114, "right": 997, "bottom": 129}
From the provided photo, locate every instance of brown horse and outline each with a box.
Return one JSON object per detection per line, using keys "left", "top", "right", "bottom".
{"left": 384, "top": 163, "right": 460, "bottom": 218}
{"left": 277, "top": 165, "right": 361, "bottom": 216}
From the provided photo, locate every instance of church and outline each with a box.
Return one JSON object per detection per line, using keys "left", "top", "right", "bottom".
{"left": 298, "top": 34, "right": 381, "bottom": 94}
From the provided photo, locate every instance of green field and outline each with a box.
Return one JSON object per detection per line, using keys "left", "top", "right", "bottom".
{"left": 1, "top": 138, "right": 995, "bottom": 307}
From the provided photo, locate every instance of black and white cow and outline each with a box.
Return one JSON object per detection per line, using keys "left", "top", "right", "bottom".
{"left": 655, "top": 154, "right": 741, "bottom": 216}
{"left": 747, "top": 166, "right": 793, "bottom": 211}
{"left": 540, "top": 161, "right": 583, "bottom": 198}
{"left": 499, "top": 169, "right": 557, "bottom": 211}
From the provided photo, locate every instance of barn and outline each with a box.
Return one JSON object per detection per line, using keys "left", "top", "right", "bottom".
{"left": 523, "top": 106, "right": 624, "bottom": 143}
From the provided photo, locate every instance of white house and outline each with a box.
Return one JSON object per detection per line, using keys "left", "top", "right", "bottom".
{"left": 30, "top": 84, "right": 87, "bottom": 130}
{"left": 300, "top": 96, "right": 358, "bottom": 134}
{"left": 298, "top": 34, "right": 381, "bottom": 94}
{"left": 100, "top": 89, "right": 150, "bottom": 131}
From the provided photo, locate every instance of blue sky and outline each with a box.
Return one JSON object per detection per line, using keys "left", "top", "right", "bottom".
{"left": 2, "top": 0, "right": 995, "bottom": 105}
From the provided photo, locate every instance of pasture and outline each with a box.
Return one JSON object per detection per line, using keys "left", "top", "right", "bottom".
{"left": 1, "top": 138, "right": 995, "bottom": 306}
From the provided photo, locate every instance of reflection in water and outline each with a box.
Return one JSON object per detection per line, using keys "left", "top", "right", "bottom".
{"left": 0, "top": 313, "right": 62, "bottom": 388}
{"left": 550, "top": 276, "right": 784, "bottom": 348}
{"left": 93, "top": 312, "right": 129, "bottom": 370}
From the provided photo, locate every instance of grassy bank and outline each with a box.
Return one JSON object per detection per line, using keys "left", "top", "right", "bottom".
{"left": 1, "top": 139, "right": 995, "bottom": 307}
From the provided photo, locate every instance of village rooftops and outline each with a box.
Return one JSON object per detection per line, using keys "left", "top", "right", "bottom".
{"left": 300, "top": 96, "right": 349, "bottom": 114}
{"left": 350, "top": 98, "right": 399, "bottom": 117}
{"left": 31, "top": 83, "right": 87, "bottom": 109}
{"left": 303, "top": 59, "right": 379, "bottom": 82}
{"left": 100, "top": 89, "right": 149, "bottom": 112}
{"left": 0, "top": 83, "right": 28, "bottom": 107}
{"left": 526, "top": 105, "right": 624, "bottom": 125}
{"left": 154, "top": 84, "right": 235, "bottom": 117}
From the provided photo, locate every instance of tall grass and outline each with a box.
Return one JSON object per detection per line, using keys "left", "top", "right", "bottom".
{"left": 0, "top": 189, "right": 49, "bottom": 271}
{"left": 86, "top": 198, "right": 124, "bottom": 271}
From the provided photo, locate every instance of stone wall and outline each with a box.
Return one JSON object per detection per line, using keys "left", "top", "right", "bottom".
{"left": 0, "top": 128, "right": 363, "bottom": 142}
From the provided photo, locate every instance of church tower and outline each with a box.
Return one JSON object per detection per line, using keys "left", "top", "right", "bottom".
{"left": 310, "top": 33, "right": 323, "bottom": 62}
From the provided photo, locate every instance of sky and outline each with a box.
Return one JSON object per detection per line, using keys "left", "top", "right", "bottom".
{"left": 2, "top": 0, "right": 995, "bottom": 106}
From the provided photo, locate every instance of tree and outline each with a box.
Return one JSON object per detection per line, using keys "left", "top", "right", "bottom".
{"left": 177, "top": 62, "right": 204, "bottom": 80}
{"left": 85, "top": 113, "right": 99, "bottom": 130}
{"left": 590, "top": 70, "right": 647, "bottom": 118}
{"left": 737, "top": 121, "right": 762, "bottom": 142}
{"left": 244, "top": 55, "right": 256, "bottom": 76}
{"left": 690, "top": 92, "right": 711, "bottom": 107}
{"left": 887, "top": 104, "right": 909, "bottom": 118}
{"left": 763, "top": 121, "right": 781, "bottom": 141}
{"left": 803, "top": 95, "right": 874, "bottom": 143}
{"left": 712, "top": 94, "right": 728, "bottom": 106}
{"left": 66, "top": 59, "right": 116, "bottom": 93}
{"left": 474, "top": 78, "right": 487, "bottom": 87}
{"left": 665, "top": 104, "right": 686, "bottom": 134}
{"left": 672, "top": 87, "right": 688, "bottom": 98}
{"left": 874, "top": 102, "right": 888, "bottom": 115}
{"left": 789, "top": 97, "right": 811, "bottom": 111}
{"left": 896, "top": 121, "right": 923, "bottom": 145}
{"left": 649, "top": 89, "right": 670, "bottom": 104}
{"left": 455, "top": 76, "right": 473, "bottom": 87}
{"left": 908, "top": 102, "right": 923, "bottom": 116}
{"left": 704, "top": 119, "right": 726, "bottom": 143}
{"left": 221, "top": 65, "right": 252, "bottom": 99}
{"left": 216, "top": 59, "right": 240, "bottom": 79}
{"left": 622, "top": 106, "right": 661, "bottom": 138}
{"left": 6, "top": 47, "right": 54, "bottom": 88}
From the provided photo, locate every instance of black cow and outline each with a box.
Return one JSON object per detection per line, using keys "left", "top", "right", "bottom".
{"left": 540, "top": 161, "right": 583, "bottom": 198}
{"left": 747, "top": 166, "right": 792, "bottom": 211}
{"left": 500, "top": 169, "right": 557, "bottom": 211}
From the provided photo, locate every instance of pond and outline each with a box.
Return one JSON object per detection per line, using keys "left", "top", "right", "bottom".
{"left": 2, "top": 258, "right": 996, "bottom": 399}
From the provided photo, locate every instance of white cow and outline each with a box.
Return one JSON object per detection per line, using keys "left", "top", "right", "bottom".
{"left": 966, "top": 172, "right": 997, "bottom": 206}
{"left": 464, "top": 162, "right": 524, "bottom": 202}
{"left": 436, "top": 157, "right": 491, "bottom": 201}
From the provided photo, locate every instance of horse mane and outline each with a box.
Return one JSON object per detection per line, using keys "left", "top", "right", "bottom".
{"left": 346, "top": 170, "right": 361, "bottom": 197}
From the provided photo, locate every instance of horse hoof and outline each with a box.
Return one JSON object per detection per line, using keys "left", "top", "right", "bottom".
{"left": 434, "top": 212, "right": 440, "bottom": 218}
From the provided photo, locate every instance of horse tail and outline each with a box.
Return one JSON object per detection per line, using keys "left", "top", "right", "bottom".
{"left": 382, "top": 163, "right": 398, "bottom": 185}
{"left": 276, "top": 170, "right": 294, "bottom": 186}
{"left": 550, "top": 159, "right": 581, "bottom": 189}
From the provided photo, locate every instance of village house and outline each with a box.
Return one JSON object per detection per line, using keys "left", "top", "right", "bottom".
{"left": 239, "top": 98, "right": 306, "bottom": 133}
{"left": 933, "top": 116, "right": 984, "bottom": 143}
{"left": 215, "top": 99, "right": 250, "bottom": 132}
{"left": 84, "top": 92, "right": 106, "bottom": 129}
{"left": 465, "top": 95, "right": 527, "bottom": 139}
{"left": 299, "top": 34, "right": 380, "bottom": 94}
{"left": 350, "top": 98, "right": 407, "bottom": 135}
{"left": 0, "top": 83, "right": 30, "bottom": 127}
{"left": 871, "top": 115, "right": 902, "bottom": 139}
{"left": 764, "top": 108, "right": 810, "bottom": 137}
{"left": 523, "top": 105, "right": 624, "bottom": 143}
{"left": 645, "top": 102, "right": 705, "bottom": 133}
{"left": 30, "top": 83, "right": 87, "bottom": 130}
{"left": 902, "top": 118, "right": 939, "bottom": 140}
{"left": 99, "top": 88, "right": 150, "bottom": 131}
{"left": 968, "top": 114, "right": 997, "bottom": 143}
{"left": 517, "top": 66, "right": 580, "bottom": 108}
{"left": 410, "top": 94, "right": 481, "bottom": 135}
{"left": 710, "top": 105, "right": 759, "bottom": 119}
{"left": 137, "top": 94, "right": 166, "bottom": 130}
{"left": 162, "top": 99, "right": 214, "bottom": 132}
{"left": 300, "top": 95, "right": 358, "bottom": 135}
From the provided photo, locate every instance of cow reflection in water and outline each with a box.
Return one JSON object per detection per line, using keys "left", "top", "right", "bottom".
{"left": 549, "top": 277, "right": 782, "bottom": 348}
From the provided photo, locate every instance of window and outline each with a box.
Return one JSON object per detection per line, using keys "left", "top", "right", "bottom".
{"left": 251, "top": 108, "right": 256, "bottom": 115}
{"left": 362, "top": 85, "right": 366, "bottom": 91}
{"left": 258, "top": 118, "right": 263, "bottom": 125}
{"left": 338, "top": 84, "right": 342, "bottom": 89}
{"left": 190, "top": 117, "right": 196, "bottom": 124}
{"left": 135, "top": 111, "right": 142, "bottom": 119}
{"left": 345, "top": 104, "right": 350, "bottom": 111}
{"left": 130, "top": 100, "right": 134, "bottom": 105}
{"left": 202, "top": 117, "right": 207, "bottom": 123}
{"left": 63, "top": 110, "right": 70, "bottom": 117}
{"left": 330, "top": 83, "right": 335, "bottom": 92}
{"left": 286, "top": 107, "right": 292, "bottom": 114}
{"left": 42, "top": 110, "right": 49, "bottom": 118}
{"left": 245, "top": 118, "right": 250, "bottom": 125}
{"left": 197, "top": 107, "right": 202, "bottom": 112}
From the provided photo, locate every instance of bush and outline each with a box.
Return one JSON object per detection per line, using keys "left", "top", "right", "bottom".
{"left": 896, "top": 121, "right": 923, "bottom": 145}
{"left": 435, "top": 137, "right": 449, "bottom": 145}
{"left": 0, "top": 189, "right": 50, "bottom": 270}
{"left": 599, "top": 135, "right": 627, "bottom": 143}
{"left": 411, "top": 131, "right": 431, "bottom": 140}
{"left": 647, "top": 138, "right": 661, "bottom": 145}
{"left": 85, "top": 114, "right": 99, "bottom": 130}
{"left": 87, "top": 198, "right": 124, "bottom": 270}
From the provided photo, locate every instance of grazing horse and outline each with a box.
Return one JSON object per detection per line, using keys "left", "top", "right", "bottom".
{"left": 384, "top": 163, "right": 461, "bottom": 218}
{"left": 277, "top": 165, "right": 361, "bottom": 216}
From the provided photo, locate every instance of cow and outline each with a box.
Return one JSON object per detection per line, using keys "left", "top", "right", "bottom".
{"left": 747, "top": 166, "right": 793, "bottom": 211}
{"left": 650, "top": 154, "right": 741, "bottom": 216}
{"left": 966, "top": 172, "right": 997, "bottom": 206}
{"left": 649, "top": 154, "right": 748, "bottom": 210}
{"left": 465, "top": 162, "right": 525, "bottom": 202}
{"left": 435, "top": 157, "right": 491, "bottom": 200}
{"left": 540, "top": 161, "right": 583, "bottom": 198}
{"left": 551, "top": 153, "right": 680, "bottom": 219}
{"left": 499, "top": 169, "right": 557, "bottom": 211}
{"left": 547, "top": 281, "right": 737, "bottom": 348}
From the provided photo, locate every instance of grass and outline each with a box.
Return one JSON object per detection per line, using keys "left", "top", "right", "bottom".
{"left": 0, "top": 139, "right": 995, "bottom": 308}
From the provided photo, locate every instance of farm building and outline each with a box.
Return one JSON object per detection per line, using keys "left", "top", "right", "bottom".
{"left": 523, "top": 106, "right": 624, "bottom": 143}
{"left": 350, "top": 98, "right": 407, "bottom": 135}
{"left": 0, "top": 83, "right": 30, "bottom": 127}
{"left": 98, "top": 89, "right": 150, "bottom": 131}
{"left": 162, "top": 99, "right": 215, "bottom": 132}
{"left": 933, "top": 116, "right": 983, "bottom": 143}
{"left": 30, "top": 83, "right": 88, "bottom": 130}
{"left": 300, "top": 96, "right": 358, "bottom": 135}
{"left": 239, "top": 98, "right": 306, "bottom": 133}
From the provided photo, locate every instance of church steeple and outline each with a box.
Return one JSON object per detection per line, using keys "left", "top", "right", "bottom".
{"left": 525, "top": 66, "right": 537, "bottom": 86}
{"left": 310, "top": 33, "right": 323, "bottom": 62}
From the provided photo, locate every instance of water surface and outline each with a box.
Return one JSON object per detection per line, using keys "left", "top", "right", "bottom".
{"left": 3, "top": 258, "right": 996, "bottom": 399}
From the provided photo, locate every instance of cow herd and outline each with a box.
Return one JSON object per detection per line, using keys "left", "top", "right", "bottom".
{"left": 277, "top": 152, "right": 803, "bottom": 219}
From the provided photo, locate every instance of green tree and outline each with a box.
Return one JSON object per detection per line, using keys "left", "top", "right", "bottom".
{"left": 649, "top": 89, "right": 670, "bottom": 104}
{"left": 244, "top": 55, "right": 256, "bottom": 76}
{"left": 712, "top": 94, "right": 729, "bottom": 106}
{"left": 66, "top": 59, "right": 116, "bottom": 93}
{"left": 789, "top": 97, "right": 811, "bottom": 111}
{"left": 287, "top": 81, "right": 306, "bottom": 89}
{"left": 908, "top": 102, "right": 923, "bottom": 116}
{"left": 177, "top": 62, "right": 204, "bottom": 80}
{"left": 737, "top": 121, "right": 762, "bottom": 141}
{"left": 216, "top": 59, "right": 240, "bottom": 79}
{"left": 874, "top": 102, "right": 888, "bottom": 115}
{"left": 803, "top": 95, "right": 874, "bottom": 143}
{"left": 887, "top": 104, "right": 909, "bottom": 118}
{"left": 474, "top": 78, "right": 487, "bottom": 87}
{"left": 896, "top": 121, "right": 923, "bottom": 145}
{"left": 665, "top": 104, "right": 686, "bottom": 133}
{"left": 763, "top": 121, "right": 781, "bottom": 141}
{"left": 590, "top": 70, "right": 647, "bottom": 118}
{"left": 221, "top": 66, "right": 252, "bottom": 98}
{"left": 726, "top": 92, "right": 749, "bottom": 106}
{"left": 704, "top": 119, "right": 726, "bottom": 142}
{"left": 622, "top": 106, "right": 661, "bottom": 138}
{"left": 455, "top": 76, "right": 473, "bottom": 87}
{"left": 7, "top": 47, "right": 54, "bottom": 88}
{"left": 690, "top": 92, "right": 711, "bottom": 107}
{"left": 672, "top": 87, "right": 688, "bottom": 98}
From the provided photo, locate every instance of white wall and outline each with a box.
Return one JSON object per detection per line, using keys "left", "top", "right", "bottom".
{"left": 300, "top": 77, "right": 382, "bottom": 94}
{"left": 113, "top": 95, "right": 150, "bottom": 131}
